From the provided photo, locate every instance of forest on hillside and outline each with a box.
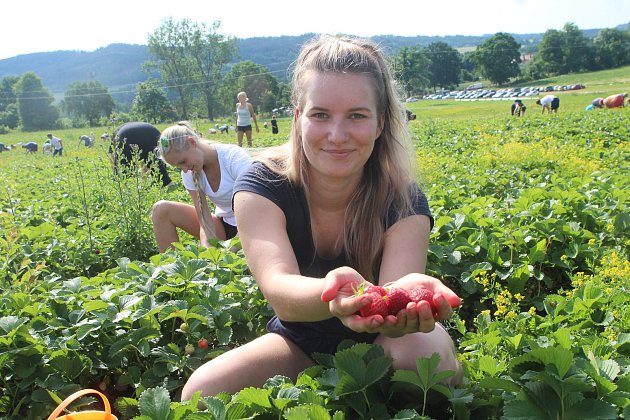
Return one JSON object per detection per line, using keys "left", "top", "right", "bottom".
{"left": 1, "top": 25, "right": 624, "bottom": 95}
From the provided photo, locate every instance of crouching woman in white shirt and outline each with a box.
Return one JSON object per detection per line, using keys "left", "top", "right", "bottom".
{"left": 152, "top": 121, "right": 253, "bottom": 252}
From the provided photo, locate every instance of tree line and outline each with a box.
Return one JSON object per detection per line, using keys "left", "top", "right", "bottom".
{"left": 0, "top": 20, "right": 628, "bottom": 132}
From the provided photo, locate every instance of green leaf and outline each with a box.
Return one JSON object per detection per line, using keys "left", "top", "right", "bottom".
{"left": 529, "top": 347, "right": 573, "bottom": 378}
{"left": 565, "top": 398, "right": 618, "bottom": 419}
{"left": 364, "top": 355, "right": 392, "bottom": 385}
{"left": 392, "top": 408, "right": 422, "bottom": 419}
{"left": 216, "top": 327, "right": 233, "bottom": 346}
{"left": 552, "top": 328, "right": 571, "bottom": 349}
{"left": 503, "top": 399, "right": 549, "bottom": 419}
{"left": 49, "top": 353, "right": 90, "bottom": 380}
{"left": 478, "top": 376, "right": 521, "bottom": 393}
{"left": 0, "top": 316, "right": 28, "bottom": 334}
{"left": 613, "top": 211, "right": 629, "bottom": 234}
{"left": 487, "top": 240, "right": 503, "bottom": 265}
{"left": 334, "top": 373, "right": 362, "bottom": 396}
{"left": 507, "top": 263, "right": 531, "bottom": 294}
{"left": 81, "top": 300, "right": 110, "bottom": 312}
{"left": 528, "top": 239, "right": 548, "bottom": 263}
{"left": 284, "top": 404, "right": 331, "bottom": 420}
{"left": 202, "top": 396, "right": 227, "bottom": 420}
{"left": 478, "top": 355, "right": 500, "bottom": 376}
{"left": 414, "top": 352, "right": 441, "bottom": 390}
{"left": 392, "top": 370, "right": 422, "bottom": 389}
{"left": 505, "top": 333, "right": 523, "bottom": 351}
{"left": 233, "top": 387, "right": 272, "bottom": 409}
{"left": 333, "top": 347, "right": 366, "bottom": 381}
{"left": 138, "top": 386, "right": 172, "bottom": 420}
{"left": 225, "top": 401, "right": 250, "bottom": 420}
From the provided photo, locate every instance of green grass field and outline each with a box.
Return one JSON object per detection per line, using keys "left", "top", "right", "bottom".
{"left": 1, "top": 65, "right": 629, "bottom": 146}
{"left": 406, "top": 65, "right": 630, "bottom": 121}
{"left": 0, "top": 61, "right": 628, "bottom": 419}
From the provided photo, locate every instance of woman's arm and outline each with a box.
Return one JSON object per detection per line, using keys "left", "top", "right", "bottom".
{"left": 234, "top": 190, "right": 364, "bottom": 322}
{"left": 249, "top": 103, "right": 259, "bottom": 132}
{"left": 323, "top": 214, "right": 461, "bottom": 336}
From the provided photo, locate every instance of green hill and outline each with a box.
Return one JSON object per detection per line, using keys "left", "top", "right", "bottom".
{"left": 0, "top": 24, "right": 626, "bottom": 105}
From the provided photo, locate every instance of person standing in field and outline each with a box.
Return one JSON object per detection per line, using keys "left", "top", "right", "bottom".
{"left": 109, "top": 121, "right": 174, "bottom": 188}
{"left": 181, "top": 34, "right": 462, "bottom": 400}
{"left": 270, "top": 114, "right": 279, "bottom": 135}
{"left": 536, "top": 94, "right": 559, "bottom": 114}
{"left": 47, "top": 133, "right": 63, "bottom": 156}
{"left": 235, "top": 91, "right": 259, "bottom": 147}
{"left": 603, "top": 93, "right": 628, "bottom": 109}
{"left": 151, "top": 121, "right": 253, "bottom": 252}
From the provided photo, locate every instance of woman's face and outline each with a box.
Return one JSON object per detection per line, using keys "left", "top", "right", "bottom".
{"left": 297, "top": 72, "right": 383, "bottom": 181}
{"left": 164, "top": 139, "right": 202, "bottom": 173}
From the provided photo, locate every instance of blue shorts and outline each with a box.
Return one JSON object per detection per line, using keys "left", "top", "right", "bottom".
{"left": 267, "top": 316, "right": 377, "bottom": 359}
{"left": 237, "top": 125, "right": 252, "bottom": 133}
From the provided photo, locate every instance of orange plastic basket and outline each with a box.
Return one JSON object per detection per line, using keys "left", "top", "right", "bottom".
{"left": 47, "top": 389, "right": 118, "bottom": 420}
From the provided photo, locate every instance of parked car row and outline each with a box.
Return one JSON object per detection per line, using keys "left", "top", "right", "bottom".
{"left": 419, "top": 84, "right": 585, "bottom": 100}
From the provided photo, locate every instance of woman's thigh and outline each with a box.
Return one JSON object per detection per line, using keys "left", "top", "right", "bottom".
{"left": 156, "top": 201, "right": 200, "bottom": 238}
{"left": 181, "top": 333, "right": 315, "bottom": 400}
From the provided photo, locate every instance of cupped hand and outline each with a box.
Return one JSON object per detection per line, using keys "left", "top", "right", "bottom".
{"left": 323, "top": 271, "right": 461, "bottom": 336}
{"left": 321, "top": 266, "right": 391, "bottom": 332}
{"left": 384, "top": 272, "right": 462, "bottom": 320}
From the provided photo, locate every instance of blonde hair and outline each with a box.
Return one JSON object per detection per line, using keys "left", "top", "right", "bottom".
{"left": 259, "top": 35, "right": 417, "bottom": 280}
{"left": 157, "top": 121, "right": 216, "bottom": 239}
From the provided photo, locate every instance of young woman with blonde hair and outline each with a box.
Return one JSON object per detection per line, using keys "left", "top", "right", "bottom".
{"left": 182, "top": 35, "right": 462, "bottom": 399}
{"left": 152, "top": 122, "right": 252, "bottom": 252}
{"left": 235, "top": 91, "right": 259, "bottom": 147}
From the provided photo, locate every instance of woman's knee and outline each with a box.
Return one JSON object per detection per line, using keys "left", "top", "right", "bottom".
{"left": 377, "top": 325, "right": 460, "bottom": 378}
{"left": 151, "top": 200, "right": 174, "bottom": 222}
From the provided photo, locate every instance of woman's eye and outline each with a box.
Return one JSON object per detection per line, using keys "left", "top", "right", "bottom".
{"left": 350, "top": 113, "right": 367, "bottom": 119}
{"left": 311, "top": 112, "right": 328, "bottom": 119}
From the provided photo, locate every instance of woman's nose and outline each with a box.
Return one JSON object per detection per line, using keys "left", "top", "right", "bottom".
{"left": 327, "top": 118, "right": 348, "bottom": 143}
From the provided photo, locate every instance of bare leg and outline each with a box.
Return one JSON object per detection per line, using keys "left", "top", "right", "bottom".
{"left": 237, "top": 130, "right": 244, "bottom": 147}
{"left": 151, "top": 201, "right": 200, "bottom": 252}
{"left": 181, "top": 333, "right": 315, "bottom": 400}
{"left": 375, "top": 323, "right": 462, "bottom": 385}
{"left": 245, "top": 129, "right": 253, "bottom": 147}
{"left": 151, "top": 200, "right": 228, "bottom": 252}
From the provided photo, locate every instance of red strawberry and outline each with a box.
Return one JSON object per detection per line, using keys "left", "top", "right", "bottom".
{"left": 198, "top": 338, "right": 209, "bottom": 350}
{"left": 359, "top": 291, "right": 388, "bottom": 317}
{"left": 364, "top": 285, "right": 387, "bottom": 296}
{"left": 410, "top": 287, "right": 438, "bottom": 317}
{"left": 385, "top": 287, "right": 412, "bottom": 315}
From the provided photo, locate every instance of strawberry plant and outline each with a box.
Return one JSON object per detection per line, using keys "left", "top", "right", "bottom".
{"left": 0, "top": 110, "right": 627, "bottom": 418}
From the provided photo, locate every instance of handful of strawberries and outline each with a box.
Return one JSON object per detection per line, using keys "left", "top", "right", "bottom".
{"left": 357, "top": 284, "right": 438, "bottom": 318}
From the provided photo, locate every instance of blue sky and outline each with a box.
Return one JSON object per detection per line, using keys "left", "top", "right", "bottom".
{"left": 1, "top": 0, "right": 628, "bottom": 60}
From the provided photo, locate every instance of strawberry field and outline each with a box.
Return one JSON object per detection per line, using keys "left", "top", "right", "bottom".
{"left": 0, "top": 109, "right": 628, "bottom": 419}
